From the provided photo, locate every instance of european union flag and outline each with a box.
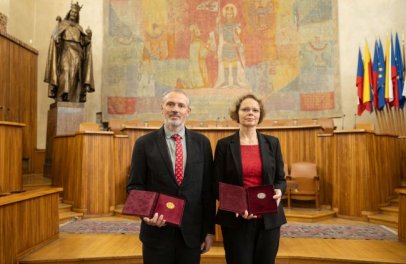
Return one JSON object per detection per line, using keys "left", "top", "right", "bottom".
{"left": 377, "top": 39, "right": 386, "bottom": 110}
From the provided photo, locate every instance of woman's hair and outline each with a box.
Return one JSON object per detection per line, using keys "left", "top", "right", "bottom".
{"left": 229, "top": 94, "right": 265, "bottom": 124}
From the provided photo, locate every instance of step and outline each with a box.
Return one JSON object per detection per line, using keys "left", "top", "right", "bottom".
{"left": 380, "top": 205, "right": 399, "bottom": 216}
{"left": 58, "top": 203, "right": 73, "bottom": 213}
{"left": 368, "top": 214, "right": 398, "bottom": 229}
{"left": 23, "top": 174, "right": 52, "bottom": 191}
{"left": 59, "top": 211, "right": 83, "bottom": 225}
{"left": 401, "top": 180, "right": 406, "bottom": 187}
{"left": 390, "top": 197, "right": 399, "bottom": 206}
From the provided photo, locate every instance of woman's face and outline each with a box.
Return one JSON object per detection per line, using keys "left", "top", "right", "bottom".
{"left": 238, "top": 98, "right": 261, "bottom": 127}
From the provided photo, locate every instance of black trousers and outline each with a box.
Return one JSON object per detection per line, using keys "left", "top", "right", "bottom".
{"left": 221, "top": 219, "right": 281, "bottom": 264}
{"left": 142, "top": 227, "right": 201, "bottom": 264}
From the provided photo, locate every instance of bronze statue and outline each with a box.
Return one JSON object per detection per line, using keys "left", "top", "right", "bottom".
{"left": 44, "top": 2, "right": 94, "bottom": 103}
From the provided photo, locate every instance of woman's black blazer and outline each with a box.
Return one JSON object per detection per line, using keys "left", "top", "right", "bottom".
{"left": 214, "top": 131, "right": 287, "bottom": 229}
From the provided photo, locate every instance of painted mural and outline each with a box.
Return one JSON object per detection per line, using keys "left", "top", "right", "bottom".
{"left": 102, "top": 0, "right": 340, "bottom": 121}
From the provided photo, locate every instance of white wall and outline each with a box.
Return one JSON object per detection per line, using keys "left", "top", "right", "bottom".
{"left": 2, "top": 0, "right": 406, "bottom": 148}
{"left": 338, "top": 0, "right": 406, "bottom": 129}
{"left": 0, "top": 0, "right": 10, "bottom": 18}
{"left": 33, "top": 0, "right": 103, "bottom": 148}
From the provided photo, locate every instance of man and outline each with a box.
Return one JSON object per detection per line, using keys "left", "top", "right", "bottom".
{"left": 44, "top": 1, "right": 94, "bottom": 102}
{"left": 215, "top": 3, "right": 245, "bottom": 88}
{"left": 127, "top": 90, "right": 215, "bottom": 264}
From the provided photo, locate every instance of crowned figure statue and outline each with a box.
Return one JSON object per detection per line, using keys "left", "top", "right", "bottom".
{"left": 44, "top": 1, "right": 94, "bottom": 103}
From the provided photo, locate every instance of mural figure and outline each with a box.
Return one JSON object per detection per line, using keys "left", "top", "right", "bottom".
{"left": 142, "top": 23, "right": 168, "bottom": 84}
{"left": 188, "top": 24, "right": 214, "bottom": 88}
{"left": 252, "top": 0, "right": 274, "bottom": 31}
{"left": 215, "top": 3, "right": 246, "bottom": 88}
{"left": 44, "top": 2, "right": 94, "bottom": 103}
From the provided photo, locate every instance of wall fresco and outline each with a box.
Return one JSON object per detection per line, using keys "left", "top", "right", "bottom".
{"left": 102, "top": 0, "right": 340, "bottom": 121}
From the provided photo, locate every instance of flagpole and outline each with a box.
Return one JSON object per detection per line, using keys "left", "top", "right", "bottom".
{"left": 401, "top": 108, "right": 406, "bottom": 136}
{"left": 403, "top": 108, "right": 406, "bottom": 136}
{"left": 383, "top": 108, "right": 390, "bottom": 134}
{"left": 395, "top": 107, "right": 402, "bottom": 135}
{"left": 376, "top": 110, "right": 384, "bottom": 134}
{"left": 385, "top": 105, "right": 395, "bottom": 134}
{"left": 374, "top": 110, "right": 380, "bottom": 133}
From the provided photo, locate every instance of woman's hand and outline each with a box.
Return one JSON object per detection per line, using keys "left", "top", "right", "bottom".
{"left": 235, "top": 210, "right": 257, "bottom": 219}
{"left": 273, "top": 188, "right": 282, "bottom": 207}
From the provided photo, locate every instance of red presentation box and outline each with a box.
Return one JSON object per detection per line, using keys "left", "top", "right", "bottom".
{"left": 123, "top": 190, "right": 185, "bottom": 226}
{"left": 219, "top": 182, "right": 277, "bottom": 215}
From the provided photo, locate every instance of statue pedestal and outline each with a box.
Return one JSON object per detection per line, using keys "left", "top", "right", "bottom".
{"left": 44, "top": 102, "right": 84, "bottom": 178}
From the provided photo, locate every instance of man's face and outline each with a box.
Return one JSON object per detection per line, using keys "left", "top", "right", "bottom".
{"left": 161, "top": 92, "right": 191, "bottom": 129}
{"left": 225, "top": 7, "right": 235, "bottom": 20}
{"left": 69, "top": 9, "right": 78, "bottom": 21}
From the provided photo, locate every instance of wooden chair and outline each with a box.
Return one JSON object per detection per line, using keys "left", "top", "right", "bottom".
{"left": 287, "top": 162, "right": 320, "bottom": 209}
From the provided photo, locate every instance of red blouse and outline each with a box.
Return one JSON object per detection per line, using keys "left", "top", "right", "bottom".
{"left": 241, "top": 145, "right": 263, "bottom": 188}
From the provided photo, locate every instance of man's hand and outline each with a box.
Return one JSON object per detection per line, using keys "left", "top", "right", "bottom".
{"left": 143, "top": 213, "right": 166, "bottom": 227}
{"left": 200, "top": 234, "right": 214, "bottom": 254}
{"left": 86, "top": 27, "right": 92, "bottom": 38}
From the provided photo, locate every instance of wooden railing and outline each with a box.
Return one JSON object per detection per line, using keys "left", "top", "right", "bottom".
{"left": 396, "top": 188, "right": 406, "bottom": 241}
{"left": 50, "top": 125, "right": 404, "bottom": 219}
{"left": 0, "top": 32, "right": 38, "bottom": 173}
{"left": 0, "top": 187, "right": 62, "bottom": 264}
{"left": 332, "top": 130, "right": 402, "bottom": 217}
{"left": 0, "top": 121, "right": 24, "bottom": 193}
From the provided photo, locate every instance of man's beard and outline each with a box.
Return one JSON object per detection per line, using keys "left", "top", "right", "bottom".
{"left": 165, "top": 117, "right": 183, "bottom": 128}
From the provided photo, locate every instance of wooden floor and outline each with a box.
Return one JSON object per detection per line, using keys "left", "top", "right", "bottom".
{"left": 18, "top": 216, "right": 406, "bottom": 264}
{"left": 18, "top": 175, "right": 406, "bottom": 263}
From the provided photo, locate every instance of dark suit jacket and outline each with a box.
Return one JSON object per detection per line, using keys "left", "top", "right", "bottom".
{"left": 127, "top": 126, "right": 215, "bottom": 248}
{"left": 214, "top": 131, "right": 287, "bottom": 229}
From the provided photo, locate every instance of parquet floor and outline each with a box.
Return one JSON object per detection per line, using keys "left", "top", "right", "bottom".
{"left": 18, "top": 215, "right": 406, "bottom": 264}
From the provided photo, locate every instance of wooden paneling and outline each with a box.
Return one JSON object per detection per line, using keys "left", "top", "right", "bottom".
{"left": 316, "top": 134, "right": 335, "bottom": 206}
{"left": 52, "top": 132, "right": 116, "bottom": 216}
{"left": 113, "top": 135, "right": 132, "bottom": 205}
{"left": 0, "top": 187, "right": 62, "bottom": 264}
{"left": 333, "top": 131, "right": 401, "bottom": 217}
{"left": 33, "top": 149, "right": 45, "bottom": 174}
{"left": 0, "top": 35, "right": 10, "bottom": 119}
{"left": 400, "top": 137, "right": 406, "bottom": 182}
{"left": 397, "top": 188, "right": 406, "bottom": 241}
{"left": 0, "top": 32, "right": 37, "bottom": 173}
{"left": 0, "top": 121, "right": 24, "bottom": 193}
{"left": 51, "top": 126, "right": 404, "bottom": 219}
{"left": 122, "top": 125, "right": 328, "bottom": 200}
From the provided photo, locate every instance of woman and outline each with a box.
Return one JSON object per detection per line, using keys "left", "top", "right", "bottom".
{"left": 214, "top": 94, "right": 286, "bottom": 264}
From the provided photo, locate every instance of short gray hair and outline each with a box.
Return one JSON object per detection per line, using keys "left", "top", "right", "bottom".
{"left": 162, "top": 89, "right": 190, "bottom": 106}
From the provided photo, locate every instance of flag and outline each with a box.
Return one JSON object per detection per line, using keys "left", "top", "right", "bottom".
{"left": 390, "top": 34, "right": 399, "bottom": 108}
{"left": 377, "top": 39, "right": 386, "bottom": 110}
{"left": 356, "top": 48, "right": 365, "bottom": 116}
{"left": 395, "top": 33, "right": 405, "bottom": 108}
{"left": 363, "top": 41, "right": 373, "bottom": 112}
{"left": 372, "top": 40, "right": 379, "bottom": 109}
{"left": 385, "top": 34, "right": 394, "bottom": 104}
